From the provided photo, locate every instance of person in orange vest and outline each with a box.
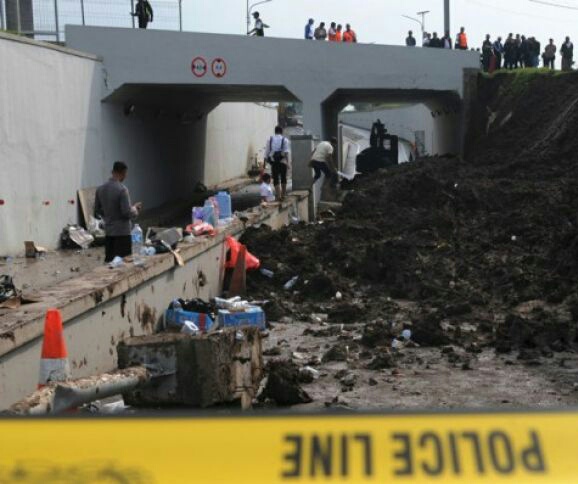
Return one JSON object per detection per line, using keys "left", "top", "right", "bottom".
{"left": 457, "top": 27, "right": 468, "bottom": 50}
{"left": 343, "top": 24, "right": 357, "bottom": 43}
{"left": 335, "top": 24, "right": 343, "bottom": 42}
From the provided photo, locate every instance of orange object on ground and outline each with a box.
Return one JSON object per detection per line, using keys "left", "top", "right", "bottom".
{"left": 38, "top": 308, "right": 70, "bottom": 388}
{"left": 225, "top": 236, "right": 260, "bottom": 270}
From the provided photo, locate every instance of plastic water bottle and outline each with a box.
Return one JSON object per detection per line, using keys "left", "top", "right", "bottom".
{"left": 172, "top": 299, "right": 183, "bottom": 312}
{"left": 260, "top": 268, "right": 274, "bottom": 278}
{"left": 181, "top": 321, "right": 200, "bottom": 335}
{"left": 284, "top": 276, "right": 299, "bottom": 290}
{"left": 215, "top": 191, "right": 232, "bottom": 219}
{"left": 202, "top": 200, "right": 215, "bottom": 227}
{"left": 131, "top": 224, "right": 144, "bottom": 266}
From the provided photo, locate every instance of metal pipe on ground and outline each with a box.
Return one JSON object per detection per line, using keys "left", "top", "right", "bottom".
{"left": 7, "top": 366, "right": 150, "bottom": 415}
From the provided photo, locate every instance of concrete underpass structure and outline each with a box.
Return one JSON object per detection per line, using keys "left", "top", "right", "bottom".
{"left": 0, "top": 31, "right": 277, "bottom": 254}
{"left": 67, "top": 26, "right": 481, "bottom": 189}
{"left": 0, "top": 26, "right": 481, "bottom": 409}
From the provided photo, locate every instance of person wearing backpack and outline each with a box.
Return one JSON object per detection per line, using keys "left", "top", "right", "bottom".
{"left": 264, "top": 126, "right": 290, "bottom": 201}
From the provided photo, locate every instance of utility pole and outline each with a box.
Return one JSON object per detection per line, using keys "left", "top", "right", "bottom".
{"left": 402, "top": 9, "right": 429, "bottom": 40}
{"left": 416, "top": 10, "right": 429, "bottom": 35}
{"left": 246, "top": 0, "right": 250, "bottom": 34}
{"left": 444, "top": 0, "right": 450, "bottom": 35}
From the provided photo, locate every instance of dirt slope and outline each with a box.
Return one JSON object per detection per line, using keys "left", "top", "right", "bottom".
{"left": 244, "top": 71, "right": 578, "bottom": 357}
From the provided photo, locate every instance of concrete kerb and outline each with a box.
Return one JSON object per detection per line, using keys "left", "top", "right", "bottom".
{"left": 0, "top": 191, "right": 309, "bottom": 361}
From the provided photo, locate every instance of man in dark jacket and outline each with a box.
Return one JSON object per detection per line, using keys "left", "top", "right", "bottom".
{"left": 132, "top": 0, "right": 153, "bottom": 29}
{"left": 482, "top": 34, "right": 493, "bottom": 71}
{"left": 519, "top": 35, "right": 529, "bottom": 68}
{"left": 561, "top": 36, "right": 574, "bottom": 71}
{"left": 429, "top": 32, "right": 443, "bottom": 48}
{"left": 514, "top": 34, "right": 522, "bottom": 68}
{"left": 530, "top": 37, "right": 542, "bottom": 67}
{"left": 504, "top": 34, "right": 516, "bottom": 69}
{"left": 95, "top": 162, "right": 142, "bottom": 262}
{"left": 542, "top": 38, "right": 556, "bottom": 69}
{"left": 406, "top": 30, "right": 416, "bottom": 47}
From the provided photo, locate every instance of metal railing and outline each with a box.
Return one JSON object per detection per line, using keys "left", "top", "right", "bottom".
{"left": 0, "top": 0, "right": 181, "bottom": 41}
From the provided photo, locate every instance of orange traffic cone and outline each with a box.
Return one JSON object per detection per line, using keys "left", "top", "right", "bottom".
{"left": 38, "top": 308, "right": 70, "bottom": 388}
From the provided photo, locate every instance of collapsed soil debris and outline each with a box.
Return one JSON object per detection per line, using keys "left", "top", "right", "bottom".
{"left": 244, "top": 72, "right": 578, "bottom": 361}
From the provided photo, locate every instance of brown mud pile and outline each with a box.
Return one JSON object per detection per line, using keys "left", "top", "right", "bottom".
{"left": 243, "top": 71, "right": 578, "bottom": 356}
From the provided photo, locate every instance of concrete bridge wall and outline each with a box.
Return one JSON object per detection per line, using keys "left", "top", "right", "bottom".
{"left": 0, "top": 32, "right": 276, "bottom": 255}
{"left": 66, "top": 26, "right": 480, "bottom": 187}
{"left": 0, "top": 193, "right": 309, "bottom": 409}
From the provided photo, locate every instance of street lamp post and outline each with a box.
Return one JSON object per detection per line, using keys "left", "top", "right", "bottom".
{"left": 246, "top": 0, "right": 271, "bottom": 34}
{"left": 444, "top": 0, "right": 450, "bottom": 35}
{"left": 402, "top": 10, "right": 429, "bottom": 45}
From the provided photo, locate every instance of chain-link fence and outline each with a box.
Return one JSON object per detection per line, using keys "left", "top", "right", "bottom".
{"left": 0, "top": 0, "right": 181, "bottom": 41}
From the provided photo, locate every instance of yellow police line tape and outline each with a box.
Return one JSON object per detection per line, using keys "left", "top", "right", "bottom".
{"left": 0, "top": 411, "right": 577, "bottom": 483}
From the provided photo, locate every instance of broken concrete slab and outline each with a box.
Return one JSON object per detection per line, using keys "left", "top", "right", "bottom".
{"left": 117, "top": 328, "right": 263, "bottom": 408}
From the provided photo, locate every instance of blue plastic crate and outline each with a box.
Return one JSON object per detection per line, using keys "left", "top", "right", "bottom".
{"left": 217, "top": 306, "right": 266, "bottom": 330}
{"left": 165, "top": 309, "right": 214, "bottom": 332}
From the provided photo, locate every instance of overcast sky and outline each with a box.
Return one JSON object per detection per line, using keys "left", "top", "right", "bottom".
{"left": 183, "top": 0, "right": 578, "bottom": 48}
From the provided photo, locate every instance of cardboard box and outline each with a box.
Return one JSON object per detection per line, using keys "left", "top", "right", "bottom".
{"left": 217, "top": 306, "right": 266, "bottom": 330}
{"left": 164, "top": 309, "right": 214, "bottom": 332}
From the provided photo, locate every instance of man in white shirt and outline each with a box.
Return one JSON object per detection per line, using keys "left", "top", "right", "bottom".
{"left": 249, "top": 12, "right": 269, "bottom": 37}
{"left": 259, "top": 173, "right": 275, "bottom": 203}
{"left": 264, "top": 126, "right": 290, "bottom": 201}
{"left": 310, "top": 137, "right": 337, "bottom": 186}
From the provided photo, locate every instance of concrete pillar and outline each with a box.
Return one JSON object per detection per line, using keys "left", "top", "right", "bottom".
{"left": 302, "top": 102, "right": 324, "bottom": 139}
{"left": 290, "top": 134, "right": 315, "bottom": 191}
{"left": 5, "top": 0, "right": 33, "bottom": 34}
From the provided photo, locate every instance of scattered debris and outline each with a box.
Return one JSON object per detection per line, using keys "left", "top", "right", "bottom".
{"left": 261, "top": 360, "right": 312, "bottom": 405}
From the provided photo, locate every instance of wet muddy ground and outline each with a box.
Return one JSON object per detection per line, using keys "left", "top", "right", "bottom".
{"left": 241, "top": 72, "right": 578, "bottom": 412}
{"left": 1, "top": 248, "right": 104, "bottom": 294}
{"left": 261, "top": 321, "right": 578, "bottom": 410}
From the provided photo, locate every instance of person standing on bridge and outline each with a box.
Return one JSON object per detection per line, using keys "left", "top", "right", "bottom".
{"left": 504, "top": 34, "right": 516, "bottom": 69}
{"left": 314, "top": 22, "right": 327, "bottom": 40}
{"left": 543, "top": 39, "right": 556, "bottom": 69}
{"left": 265, "top": 126, "right": 290, "bottom": 201}
{"left": 305, "top": 19, "right": 315, "bottom": 40}
{"left": 131, "top": 0, "right": 153, "bottom": 29}
{"left": 335, "top": 24, "right": 343, "bottom": 42}
{"left": 249, "top": 12, "right": 269, "bottom": 37}
{"left": 457, "top": 27, "right": 468, "bottom": 50}
{"left": 561, "top": 36, "right": 574, "bottom": 71}
{"left": 482, "top": 35, "right": 493, "bottom": 72}
{"left": 405, "top": 31, "right": 416, "bottom": 47}
{"left": 423, "top": 32, "right": 432, "bottom": 47}
{"left": 442, "top": 31, "right": 453, "bottom": 49}
{"left": 328, "top": 22, "right": 338, "bottom": 41}
{"left": 343, "top": 24, "right": 357, "bottom": 43}
{"left": 429, "top": 32, "right": 442, "bottom": 48}
{"left": 493, "top": 37, "right": 504, "bottom": 70}
{"left": 95, "top": 162, "right": 142, "bottom": 263}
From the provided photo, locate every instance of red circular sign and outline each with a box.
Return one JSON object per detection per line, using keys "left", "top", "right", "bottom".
{"left": 211, "top": 58, "right": 227, "bottom": 78}
{"left": 191, "top": 57, "right": 208, "bottom": 78}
